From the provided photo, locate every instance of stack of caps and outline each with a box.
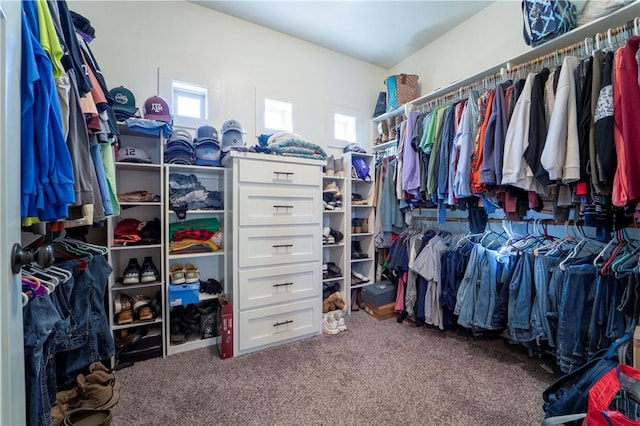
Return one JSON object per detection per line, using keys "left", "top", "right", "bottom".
{"left": 110, "top": 86, "right": 138, "bottom": 121}
{"left": 221, "top": 119, "right": 246, "bottom": 156}
{"left": 164, "top": 129, "right": 195, "bottom": 165}
{"left": 194, "top": 125, "right": 222, "bottom": 167}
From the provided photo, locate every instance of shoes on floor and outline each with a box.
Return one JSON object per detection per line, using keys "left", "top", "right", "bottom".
{"left": 170, "top": 264, "right": 186, "bottom": 284}
{"left": 140, "top": 256, "right": 160, "bottom": 283}
{"left": 62, "top": 408, "right": 112, "bottom": 426}
{"left": 331, "top": 310, "right": 347, "bottom": 332}
{"left": 122, "top": 258, "right": 140, "bottom": 285}
{"left": 322, "top": 313, "right": 339, "bottom": 335}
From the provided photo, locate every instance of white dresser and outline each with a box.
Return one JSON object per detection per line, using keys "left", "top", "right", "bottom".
{"left": 224, "top": 152, "right": 324, "bottom": 355}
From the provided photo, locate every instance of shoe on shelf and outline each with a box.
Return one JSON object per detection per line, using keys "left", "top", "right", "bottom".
{"left": 170, "top": 264, "right": 186, "bottom": 284}
{"left": 323, "top": 181, "right": 340, "bottom": 195}
{"left": 326, "top": 262, "right": 342, "bottom": 278}
{"left": 140, "top": 257, "right": 160, "bottom": 283}
{"left": 322, "top": 313, "right": 339, "bottom": 335}
{"left": 184, "top": 264, "right": 200, "bottom": 283}
{"left": 122, "top": 258, "right": 141, "bottom": 285}
{"left": 114, "top": 294, "right": 133, "bottom": 325}
{"left": 352, "top": 268, "right": 369, "bottom": 283}
{"left": 330, "top": 228, "right": 343, "bottom": 243}
{"left": 334, "top": 158, "right": 344, "bottom": 177}
{"left": 322, "top": 263, "right": 329, "bottom": 280}
{"left": 332, "top": 310, "right": 347, "bottom": 332}
{"left": 361, "top": 218, "right": 369, "bottom": 233}
{"left": 352, "top": 218, "right": 363, "bottom": 234}
{"left": 334, "top": 193, "right": 342, "bottom": 209}
{"left": 325, "top": 155, "right": 335, "bottom": 176}
{"left": 130, "top": 294, "right": 154, "bottom": 321}
{"left": 327, "top": 291, "right": 346, "bottom": 310}
{"left": 323, "top": 192, "right": 336, "bottom": 210}
{"left": 351, "top": 240, "right": 368, "bottom": 259}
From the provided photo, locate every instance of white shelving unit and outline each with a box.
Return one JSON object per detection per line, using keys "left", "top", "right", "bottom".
{"left": 343, "top": 152, "right": 376, "bottom": 312}
{"left": 322, "top": 173, "right": 347, "bottom": 311}
{"left": 164, "top": 163, "right": 230, "bottom": 356}
{"left": 106, "top": 124, "right": 166, "bottom": 364}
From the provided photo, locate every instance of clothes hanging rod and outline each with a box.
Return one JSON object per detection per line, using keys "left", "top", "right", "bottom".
{"left": 405, "top": 1, "right": 640, "bottom": 110}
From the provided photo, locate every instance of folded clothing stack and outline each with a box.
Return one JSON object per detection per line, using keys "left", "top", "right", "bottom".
{"left": 168, "top": 173, "right": 223, "bottom": 218}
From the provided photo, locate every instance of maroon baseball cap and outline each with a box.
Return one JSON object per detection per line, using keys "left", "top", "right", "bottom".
{"left": 143, "top": 96, "right": 171, "bottom": 123}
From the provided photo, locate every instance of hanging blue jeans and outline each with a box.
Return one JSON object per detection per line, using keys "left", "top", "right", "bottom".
{"left": 557, "top": 264, "right": 598, "bottom": 373}
{"left": 23, "top": 295, "right": 63, "bottom": 426}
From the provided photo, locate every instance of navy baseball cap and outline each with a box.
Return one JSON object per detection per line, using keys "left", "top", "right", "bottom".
{"left": 195, "top": 125, "right": 219, "bottom": 143}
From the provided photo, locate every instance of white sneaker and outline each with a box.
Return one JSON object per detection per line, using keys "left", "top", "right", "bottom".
{"left": 332, "top": 311, "right": 347, "bottom": 332}
{"left": 351, "top": 270, "right": 369, "bottom": 282}
{"left": 322, "top": 313, "right": 339, "bottom": 335}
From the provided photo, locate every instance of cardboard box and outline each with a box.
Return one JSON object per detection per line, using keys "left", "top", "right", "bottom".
{"left": 362, "top": 301, "right": 396, "bottom": 321}
{"left": 217, "top": 294, "right": 233, "bottom": 359}
{"left": 361, "top": 281, "right": 396, "bottom": 307}
{"left": 169, "top": 283, "right": 200, "bottom": 306}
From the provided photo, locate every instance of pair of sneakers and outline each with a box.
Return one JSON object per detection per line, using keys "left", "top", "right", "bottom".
{"left": 170, "top": 263, "right": 200, "bottom": 284}
{"left": 122, "top": 257, "right": 160, "bottom": 284}
{"left": 323, "top": 310, "right": 347, "bottom": 335}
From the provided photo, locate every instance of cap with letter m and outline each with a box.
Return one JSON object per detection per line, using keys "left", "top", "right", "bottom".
{"left": 143, "top": 96, "right": 171, "bottom": 123}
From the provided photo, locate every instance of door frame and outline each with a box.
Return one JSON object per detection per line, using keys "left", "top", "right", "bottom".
{"left": 0, "top": 1, "right": 26, "bottom": 424}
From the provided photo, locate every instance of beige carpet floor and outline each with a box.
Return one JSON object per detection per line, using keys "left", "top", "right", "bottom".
{"left": 110, "top": 311, "right": 556, "bottom": 426}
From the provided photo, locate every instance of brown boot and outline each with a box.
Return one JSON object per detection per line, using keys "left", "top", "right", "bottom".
{"left": 379, "top": 120, "right": 389, "bottom": 142}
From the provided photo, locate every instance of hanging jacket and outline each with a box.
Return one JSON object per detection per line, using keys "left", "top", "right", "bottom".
{"left": 594, "top": 51, "right": 616, "bottom": 191}
{"left": 502, "top": 73, "right": 544, "bottom": 193}
{"left": 576, "top": 57, "right": 593, "bottom": 183}
{"left": 619, "top": 37, "right": 640, "bottom": 202}
{"left": 541, "top": 56, "right": 580, "bottom": 184}
{"left": 524, "top": 68, "right": 551, "bottom": 187}
{"left": 481, "top": 81, "right": 511, "bottom": 186}
{"left": 589, "top": 50, "right": 605, "bottom": 195}
{"left": 453, "top": 90, "right": 479, "bottom": 198}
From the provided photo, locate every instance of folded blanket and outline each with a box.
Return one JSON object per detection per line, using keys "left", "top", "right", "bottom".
{"left": 268, "top": 137, "right": 327, "bottom": 161}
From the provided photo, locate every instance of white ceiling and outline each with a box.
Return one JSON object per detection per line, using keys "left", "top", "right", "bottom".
{"left": 194, "top": 1, "right": 494, "bottom": 69}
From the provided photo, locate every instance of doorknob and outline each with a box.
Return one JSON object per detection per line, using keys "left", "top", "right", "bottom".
{"left": 11, "top": 243, "right": 54, "bottom": 274}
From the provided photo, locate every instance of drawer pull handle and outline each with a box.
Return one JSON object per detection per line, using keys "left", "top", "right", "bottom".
{"left": 273, "top": 282, "right": 293, "bottom": 288}
{"left": 273, "top": 320, "right": 294, "bottom": 327}
{"left": 273, "top": 171, "right": 294, "bottom": 177}
{"left": 272, "top": 244, "right": 293, "bottom": 249}
{"left": 273, "top": 205, "right": 294, "bottom": 209}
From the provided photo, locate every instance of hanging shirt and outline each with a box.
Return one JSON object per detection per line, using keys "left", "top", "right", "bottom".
{"left": 594, "top": 51, "right": 616, "bottom": 192}
{"left": 502, "top": 73, "right": 544, "bottom": 193}
{"left": 453, "top": 90, "right": 479, "bottom": 198}
{"left": 541, "top": 56, "right": 581, "bottom": 184}
{"left": 619, "top": 37, "right": 640, "bottom": 202}
{"left": 589, "top": 50, "right": 605, "bottom": 195}
{"left": 470, "top": 89, "right": 495, "bottom": 194}
{"left": 401, "top": 111, "right": 422, "bottom": 196}
{"left": 612, "top": 49, "right": 629, "bottom": 207}
{"left": 482, "top": 81, "right": 511, "bottom": 185}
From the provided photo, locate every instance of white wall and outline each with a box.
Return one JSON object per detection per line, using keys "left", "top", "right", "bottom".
{"left": 389, "top": 1, "right": 529, "bottom": 97}
{"left": 69, "top": 1, "right": 386, "bottom": 154}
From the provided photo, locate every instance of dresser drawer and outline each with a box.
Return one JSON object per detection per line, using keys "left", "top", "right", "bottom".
{"left": 238, "top": 159, "right": 319, "bottom": 187}
{"left": 238, "top": 226, "right": 320, "bottom": 268}
{"left": 238, "top": 187, "right": 320, "bottom": 226}
{"left": 238, "top": 263, "right": 321, "bottom": 310}
{"left": 238, "top": 299, "right": 321, "bottom": 352}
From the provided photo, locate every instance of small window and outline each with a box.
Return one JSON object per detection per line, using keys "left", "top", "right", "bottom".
{"left": 334, "top": 113, "right": 356, "bottom": 143}
{"left": 172, "top": 81, "right": 207, "bottom": 120}
{"left": 265, "top": 98, "right": 293, "bottom": 132}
